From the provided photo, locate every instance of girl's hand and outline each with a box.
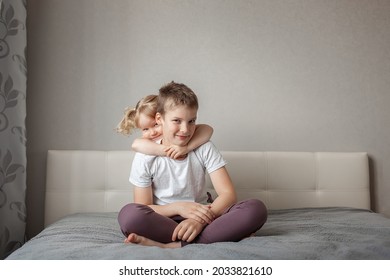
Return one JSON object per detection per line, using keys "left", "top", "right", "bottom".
{"left": 172, "top": 219, "right": 205, "bottom": 242}
{"left": 175, "top": 202, "right": 215, "bottom": 225}
{"left": 164, "top": 145, "right": 188, "bottom": 159}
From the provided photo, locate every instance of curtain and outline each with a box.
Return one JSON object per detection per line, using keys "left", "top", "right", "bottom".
{"left": 0, "top": 0, "right": 27, "bottom": 259}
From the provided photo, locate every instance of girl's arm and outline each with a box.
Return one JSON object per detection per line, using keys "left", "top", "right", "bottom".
{"left": 133, "top": 124, "right": 213, "bottom": 158}
{"left": 165, "top": 124, "right": 214, "bottom": 159}
{"left": 188, "top": 124, "right": 213, "bottom": 151}
{"left": 131, "top": 138, "right": 166, "bottom": 156}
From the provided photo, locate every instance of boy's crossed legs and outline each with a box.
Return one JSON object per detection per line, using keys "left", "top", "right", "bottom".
{"left": 118, "top": 199, "right": 267, "bottom": 248}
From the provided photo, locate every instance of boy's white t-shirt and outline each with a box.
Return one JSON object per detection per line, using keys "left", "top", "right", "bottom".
{"left": 129, "top": 141, "right": 227, "bottom": 205}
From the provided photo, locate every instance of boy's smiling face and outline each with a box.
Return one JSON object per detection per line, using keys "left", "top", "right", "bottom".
{"left": 157, "top": 105, "right": 197, "bottom": 147}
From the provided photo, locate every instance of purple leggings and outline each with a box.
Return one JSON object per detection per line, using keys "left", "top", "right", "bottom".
{"left": 118, "top": 199, "right": 267, "bottom": 246}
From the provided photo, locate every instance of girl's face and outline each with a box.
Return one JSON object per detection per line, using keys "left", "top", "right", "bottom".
{"left": 137, "top": 113, "right": 162, "bottom": 141}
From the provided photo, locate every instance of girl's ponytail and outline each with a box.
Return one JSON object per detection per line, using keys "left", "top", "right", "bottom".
{"left": 116, "top": 107, "right": 137, "bottom": 135}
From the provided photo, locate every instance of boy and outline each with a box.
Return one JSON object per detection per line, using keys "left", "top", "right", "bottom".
{"left": 118, "top": 82, "right": 267, "bottom": 248}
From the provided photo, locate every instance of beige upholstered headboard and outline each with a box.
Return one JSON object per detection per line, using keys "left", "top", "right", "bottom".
{"left": 44, "top": 150, "right": 370, "bottom": 227}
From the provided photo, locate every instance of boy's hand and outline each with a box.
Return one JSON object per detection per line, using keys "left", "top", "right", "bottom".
{"left": 172, "top": 219, "right": 206, "bottom": 242}
{"left": 164, "top": 145, "right": 188, "bottom": 159}
{"left": 174, "top": 201, "right": 215, "bottom": 224}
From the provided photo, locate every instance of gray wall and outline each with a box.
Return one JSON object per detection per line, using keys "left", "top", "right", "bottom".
{"left": 26, "top": 0, "right": 390, "bottom": 238}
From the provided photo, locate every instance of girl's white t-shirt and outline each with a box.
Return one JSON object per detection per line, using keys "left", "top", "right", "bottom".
{"left": 129, "top": 141, "right": 226, "bottom": 205}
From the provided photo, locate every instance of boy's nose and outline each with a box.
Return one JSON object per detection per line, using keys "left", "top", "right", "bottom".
{"left": 180, "top": 123, "right": 189, "bottom": 133}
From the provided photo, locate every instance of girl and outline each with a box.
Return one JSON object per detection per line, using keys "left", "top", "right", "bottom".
{"left": 116, "top": 94, "right": 213, "bottom": 159}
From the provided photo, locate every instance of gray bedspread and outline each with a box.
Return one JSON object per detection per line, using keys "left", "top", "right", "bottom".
{"left": 7, "top": 207, "right": 390, "bottom": 259}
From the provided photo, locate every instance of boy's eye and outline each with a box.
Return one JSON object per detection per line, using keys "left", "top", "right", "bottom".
{"left": 142, "top": 128, "right": 149, "bottom": 131}
{"left": 189, "top": 119, "right": 196, "bottom": 124}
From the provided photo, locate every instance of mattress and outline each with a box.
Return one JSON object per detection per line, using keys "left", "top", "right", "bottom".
{"left": 7, "top": 207, "right": 390, "bottom": 260}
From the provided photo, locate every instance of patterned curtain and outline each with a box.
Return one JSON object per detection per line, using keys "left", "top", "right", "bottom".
{"left": 0, "top": 0, "right": 27, "bottom": 259}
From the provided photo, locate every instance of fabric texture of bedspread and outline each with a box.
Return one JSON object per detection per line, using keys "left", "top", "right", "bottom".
{"left": 7, "top": 207, "right": 390, "bottom": 260}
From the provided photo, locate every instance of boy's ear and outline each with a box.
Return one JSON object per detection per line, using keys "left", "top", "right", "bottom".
{"left": 155, "top": 112, "right": 162, "bottom": 125}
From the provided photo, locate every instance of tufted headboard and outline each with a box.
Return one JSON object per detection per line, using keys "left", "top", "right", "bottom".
{"left": 44, "top": 150, "right": 370, "bottom": 227}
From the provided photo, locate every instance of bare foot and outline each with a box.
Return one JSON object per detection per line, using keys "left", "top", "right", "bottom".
{"left": 124, "top": 233, "right": 181, "bottom": 248}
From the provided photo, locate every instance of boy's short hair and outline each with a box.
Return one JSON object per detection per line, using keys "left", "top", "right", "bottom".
{"left": 157, "top": 81, "right": 198, "bottom": 115}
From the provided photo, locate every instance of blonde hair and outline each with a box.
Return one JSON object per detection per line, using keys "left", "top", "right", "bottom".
{"left": 157, "top": 81, "right": 198, "bottom": 116}
{"left": 116, "top": 95, "right": 158, "bottom": 135}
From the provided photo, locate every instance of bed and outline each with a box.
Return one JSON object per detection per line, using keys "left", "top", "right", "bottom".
{"left": 6, "top": 150, "right": 390, "bottom": 259}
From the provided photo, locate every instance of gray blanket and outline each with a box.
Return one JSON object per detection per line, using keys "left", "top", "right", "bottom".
{"left": 7, "top": 207, "right": 390, "bottom": 259}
